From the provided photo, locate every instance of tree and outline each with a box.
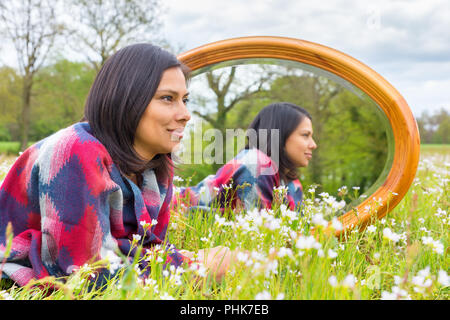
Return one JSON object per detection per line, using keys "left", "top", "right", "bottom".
{"left": 30, "top": 59, "right": 96, "bottom": 141}
{"left": 67, "top": 0, "right": 164, "bottom": 71}
{"left": 416, "top": 108, "right": 450, "bottom": 144}
{"left": 270, "top": 73, "right": 341, "bottom": 185}
{"left": 0, "top": 67, "right": 21, "bottom": 141}
{"left": 0, "top": 0, "right": 64, "bottom": 150}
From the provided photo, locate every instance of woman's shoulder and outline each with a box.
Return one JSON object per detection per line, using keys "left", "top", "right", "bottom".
{"left": 36, "top": 122, "right": 113, "bottom": 167}
{"left": 233, "top": 148, "right": 279, "bottom": 177}
{"left": 235, "top": 148, "right": 272, "bottom": 164}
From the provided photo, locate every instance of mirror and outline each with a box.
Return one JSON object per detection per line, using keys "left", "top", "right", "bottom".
{"left": 177, "top": 36, "right": 420, "bottom": 236}
{"left": 175, "top": 58, "right": 394, "bottom": 213}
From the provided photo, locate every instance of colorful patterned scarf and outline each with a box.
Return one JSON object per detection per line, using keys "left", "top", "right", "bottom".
{"left": 0, "top": 122, "right": 187, "bottom": 286}
{"left": 172, "top": 148, "right": 303, "bottom": 213}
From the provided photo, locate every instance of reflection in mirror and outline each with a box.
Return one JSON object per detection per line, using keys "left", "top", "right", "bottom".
{"left": 174, "top": 58, "right": 394, "bottom": 215}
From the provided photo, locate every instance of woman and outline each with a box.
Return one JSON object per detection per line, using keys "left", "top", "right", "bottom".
{"left": 0, "top": 43, "right": 232, "bottom": 287}
{"left": 172, "top": 102, "right": 317, "bottom": 213}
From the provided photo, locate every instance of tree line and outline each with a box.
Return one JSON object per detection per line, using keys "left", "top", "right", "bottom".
{"left": 416, "top": 108, "right": 449, "bottom": 144}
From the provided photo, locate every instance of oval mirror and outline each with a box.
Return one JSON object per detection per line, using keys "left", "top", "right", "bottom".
{"left": 176, "top": 36, "right": 420, "bottom": 236}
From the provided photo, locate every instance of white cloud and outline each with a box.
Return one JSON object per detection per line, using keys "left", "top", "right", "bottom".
{"left": 1, "top": 0, "right": 447, "bottom": 116}
{"left": 163, "top": 0, "right": 450, "bottom": 116}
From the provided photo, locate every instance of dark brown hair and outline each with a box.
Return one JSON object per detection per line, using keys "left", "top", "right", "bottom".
{"left": 83, "top": 43, "right": 190, "bottom": 181}
{"left": 246, "top": 102, "right": 312, "bottom": 182}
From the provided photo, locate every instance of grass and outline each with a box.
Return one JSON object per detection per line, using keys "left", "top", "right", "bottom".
{"left": 0, "top": 141, "right": 35, "bottom": 155}
{"left": 0, "top": 145, "right": 448, "bottom": 300}
{"left": 0, "top": 142, "right": 21, "bottom": 155}
{"left": 421, "top": 144, "right": 450, "bottom": 155}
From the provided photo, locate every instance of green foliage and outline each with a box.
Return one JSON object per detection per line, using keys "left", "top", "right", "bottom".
{"left": 0, "top": 60, "right": 95, "bottom": 142}
{"left": 0, "top": 142, "right": 20, "bottom": 155}
{"left": 29, "top": 59, "right": 96, "bottom": 141}
{"left": 0, "top": 67, "right": 21, "bottom": 141}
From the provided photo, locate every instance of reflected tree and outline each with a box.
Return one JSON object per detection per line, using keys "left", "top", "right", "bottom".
{"left": 181, "top": 62, "right": 388, "bottom": 197}
{"left": 191, "top": 65, "right": 272, "bottom": 170}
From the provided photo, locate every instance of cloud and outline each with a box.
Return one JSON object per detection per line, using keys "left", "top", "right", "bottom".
{"left": 163, "top": 0, "right": 449, "bottom": 116}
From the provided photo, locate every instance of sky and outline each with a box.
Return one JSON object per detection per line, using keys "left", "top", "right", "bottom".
{"left": 160, "top": 0, "right": 449, "bottom": 117}
{"left": 0, "top": 0, "right": 448, "bottom": 118}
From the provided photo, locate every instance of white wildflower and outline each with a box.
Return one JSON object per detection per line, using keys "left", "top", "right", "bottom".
{"left": 195, "top": 263, "right": 207, "bottom": 278}
{"left": 140, "top": 220, "right": 151, "bottom": 229}
{"left": 421, "top": 236, "right": 444, "bottom": 254}
{"left": 236, "top": 251, "right": 249, "bottom": 262}
{"left": 331, "top": 217, "right": 343, "bottom": 231}
{"left": 435, "top": 208, "right": 445, "bottom": 218}
{"left": 328, "top": 275, "right": 338, "bottom": 287}
{"left": 366, "top": 225, "right": 377, "bottom": 233}
{"left": 382, "top": 227, "right": 401, "bottom": 243}
{"left": 255, "top": 290, "right": 272, "bottom": 300}
{"left": 173, "top": 175, "right": 184, "bottom": 182}
{"left": 275, "top": 293, "right": 285, "bottom": 300}
{"left": 311, "top": 213, "right": 328, "bottom": 228}
{"left": 342, "top": 274, "right": 356, "bottom": 288}
{"left": 160, "top": 292, "right": 175, "bottom": 300}
{"left": 327, "top": 249, "right": 338, "bottom": 259}
{"left": 132, "top": 234, "right": 142, "bottom": 243}
{"left": 0, "top": 290, "right": 14, "bottom": 300}
{"left": 277, "top": 247, "right": 293, "bottom": 258}
{"left": 145, "top": 278, "right": 157, "bottom": 288}
{"left": 264, "top": 260, "right": 278, "bottom": 276}
{"left": 104, "top": 249, "right": 123, "bottom": 274}
{"left": 296, "top": 235, "right": 321, "bottom": 250}
{"left": 214, "top": 214, "right": 227, "bottom": 226}
{"left": 338, "top": 185, "right": 348, "bottom": 195}
{"left": 437, "top": 270, "right": 449, "bottom": 287}
{"left": 412, "top": 266, "right": 433, "bottom": 293}
{"left": 381, "top": 286, "right": 411, "bottom": 300}
{"left": 280, "top": 204, "right": 298, "bottom": 222}
{"left": 265, "top": 218, "right": 282, "bottom": 230}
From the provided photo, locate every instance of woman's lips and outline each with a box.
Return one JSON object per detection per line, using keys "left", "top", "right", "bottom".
{"left": 305, "top": 153, "right": 312, "bottom": 159}
{"left": 168, "top": 128, "right": 184, "bottom": 141}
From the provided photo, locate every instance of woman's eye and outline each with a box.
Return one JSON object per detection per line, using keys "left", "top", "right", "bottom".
{"left": 183, "top": 97, "right": 189, "bottom": 104}
{"left": 161, "top": 95, "right": 173, "bottom": 102}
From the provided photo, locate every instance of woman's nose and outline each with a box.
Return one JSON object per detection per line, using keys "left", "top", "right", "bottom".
{"left": 177, "top": 101, "right": 191, "bottom": 122}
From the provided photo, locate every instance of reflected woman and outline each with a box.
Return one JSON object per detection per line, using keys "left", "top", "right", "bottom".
{"left": 172, "top": 102, "right": 317, "bottom": 213}
{"left": 0, "top": 43, "right": 234, "bottom": 286}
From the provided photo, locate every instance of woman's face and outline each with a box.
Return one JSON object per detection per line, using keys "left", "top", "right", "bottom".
{"left": 284, "top": 117, "right": 317, "bottom": 168}
{"left": 133, "top": 66, "right": 191, "bottom": 160}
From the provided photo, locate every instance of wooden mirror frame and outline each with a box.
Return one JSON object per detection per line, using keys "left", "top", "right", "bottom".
{"left": 177, "top": 36, "right": 420, "bottom": 236}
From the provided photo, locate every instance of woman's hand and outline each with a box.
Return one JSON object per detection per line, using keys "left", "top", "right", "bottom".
{"left": 180, "top": 246, "right": 238, "bottom": 282}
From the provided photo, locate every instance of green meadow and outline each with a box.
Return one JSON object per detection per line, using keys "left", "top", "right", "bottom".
{"left": 0, "top": 145, "right": 448, "bottom": 300}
